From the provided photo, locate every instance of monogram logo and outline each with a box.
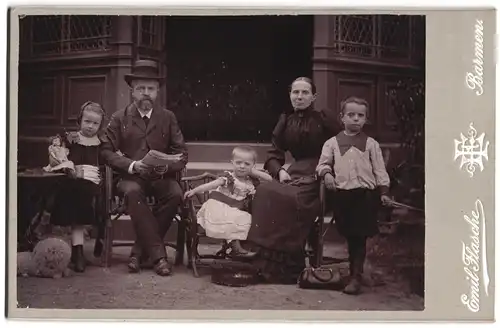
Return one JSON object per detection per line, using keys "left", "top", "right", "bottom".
{"left": 454, "top": 123, "right": 489, "bottom": 177}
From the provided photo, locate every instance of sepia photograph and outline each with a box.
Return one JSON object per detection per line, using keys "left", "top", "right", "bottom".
{"left": 14, "top": 12, "right": 426, "bottom": 312}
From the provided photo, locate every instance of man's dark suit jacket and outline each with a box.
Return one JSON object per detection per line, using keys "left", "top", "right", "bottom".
{"left": 100, "top": 103, "right": 188, "bottom": 177}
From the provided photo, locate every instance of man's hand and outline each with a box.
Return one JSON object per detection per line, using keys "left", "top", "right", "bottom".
{"left": 324, "top": 173, "right": 336, "bottom": 190}
{"left": 278, "top": 169, "right": 292, "bottom": 183}
{"left": 133, "top": 160, "right": 151, "bottom": 175}
{"left": 381, "top": 195, "right": 392, "bottom": 206}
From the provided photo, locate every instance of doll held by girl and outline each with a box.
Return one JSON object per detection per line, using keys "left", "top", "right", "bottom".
{"left": 184, "top": 146, "right": 273, "bottom": 257}
{"left": 316, "top": 96, "right": 392, "bottom": 295}
{"left": 43, "top": 134, "right": 74, "bottom": 172}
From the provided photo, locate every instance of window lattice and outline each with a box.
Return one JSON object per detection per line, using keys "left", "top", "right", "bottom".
{"left": 379, "top": 15, "right": 410, "bottom": 59}
{"left": 333, "top": 15, "right": 422, "bottom": 63}
{"left": 139, "top": 16, "right": 158, "bottom": 48}
{"left": 334, "top": 15, "right": 375, "bottom": 57}
{"left": 26, "top": 15, "right": 112, "bottom": 56}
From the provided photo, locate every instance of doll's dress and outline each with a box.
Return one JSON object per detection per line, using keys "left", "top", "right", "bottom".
{"left": 43, "top": 145, "right": 74, "bottom": 172}
{"left": 196, "top": 171, "right": 255, "bottom": 240}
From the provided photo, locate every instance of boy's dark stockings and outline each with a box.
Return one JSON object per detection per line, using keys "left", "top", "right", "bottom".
{"left": 344, "top": 235, "right": 367, "bottom": 295}
{"left": 71, "top": 245, "right": 86, "bottom": 273}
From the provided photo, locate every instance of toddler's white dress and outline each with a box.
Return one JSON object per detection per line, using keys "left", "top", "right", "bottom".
{"left": 196, "top": 171, "right": 255, "bottom": 240}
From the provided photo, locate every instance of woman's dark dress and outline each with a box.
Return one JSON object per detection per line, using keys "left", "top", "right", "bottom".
{"left": 50, "top": 136, "right": 102, "bottom": 227}
{"left": 246, "top": 107, "right": 339, "bottom": 284}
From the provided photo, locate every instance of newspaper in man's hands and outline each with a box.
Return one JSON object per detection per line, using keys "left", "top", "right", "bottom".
{"left": 141, "top": 150, "right": 184, "bottom": 167}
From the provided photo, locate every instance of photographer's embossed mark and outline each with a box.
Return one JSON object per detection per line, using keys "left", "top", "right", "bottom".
{"left": 454, "top": 123, "right": 489, "bottom": 177}
{"left": 465, "top": 19, "right": 484, "bottom": 96}
{"left": 461, "top": 199, "right": 489, "bottom": 313}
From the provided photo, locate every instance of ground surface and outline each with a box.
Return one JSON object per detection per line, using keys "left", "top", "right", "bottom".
{"left": 17, "top": 241, "right": 424, "bottom": 311}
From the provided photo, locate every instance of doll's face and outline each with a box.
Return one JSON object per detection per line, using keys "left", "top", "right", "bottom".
{"left": 52, "top": 138, "right": 61, "bottom": 147}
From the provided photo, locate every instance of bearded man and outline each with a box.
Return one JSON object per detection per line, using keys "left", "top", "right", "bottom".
{"left": 100, "top": 59, "right": 188, "bottom": 276}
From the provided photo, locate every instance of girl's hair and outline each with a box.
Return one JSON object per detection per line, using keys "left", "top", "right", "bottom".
{"left": 78, "top": 101, "right": 107, "bottom": 129}
{"left": 340, "top": 96, "right": 369, "bottom": 115}
{"left": 232, "top": 145, "right": 258, "bottom": 163}
{"left": 289, "top": 76, "right": 317, "bottom": 94}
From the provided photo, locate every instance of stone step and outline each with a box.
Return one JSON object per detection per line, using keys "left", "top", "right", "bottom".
{"left": 185, "top": 142, "right": 399, "bottom": 165}
{"left": 109, "top": 214, "right": 341, "bottom": 244}
{"left": 184, "top": 162, "right": 291, "bottom": 178}
{"left": 185, "top": 142, "right": 283, "bottom": 163}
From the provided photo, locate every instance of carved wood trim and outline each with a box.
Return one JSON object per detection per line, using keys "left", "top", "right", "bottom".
{"left": 336, "top": 76, "right": 377, "bottom": 120}
{"left": 312, "top": 54, "right": 422, "bottom": 71}
{"left": 384, "top": 81, "right": 400, "bottom": 127}
{"left": 19, "top": 76, "right": 59, "bottom": 120}
{"left": 65, "top": 74, "right": 108, "bottom": 121}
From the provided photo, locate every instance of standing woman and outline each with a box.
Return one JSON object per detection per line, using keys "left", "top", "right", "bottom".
{"left": 246, "top": 77, "right": 340, "bottom": 284}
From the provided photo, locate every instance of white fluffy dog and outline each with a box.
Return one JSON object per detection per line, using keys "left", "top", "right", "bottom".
{"left": 17, "top": 237, "right": 72, "bottom": 279}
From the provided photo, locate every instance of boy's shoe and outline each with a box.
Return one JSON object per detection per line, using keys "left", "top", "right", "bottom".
{"left": 343, "top": 276, "right": 362, "bottom": 295}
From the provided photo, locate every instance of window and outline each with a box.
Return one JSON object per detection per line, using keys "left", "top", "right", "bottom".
{"left": 332, "top": 15, "right": 424, "bottom": 64}
{"left": 138, "top": 16, "right": 160, "bottom": 49}
{"left": 21, "top": 15, "right": 112, "bottom": 56}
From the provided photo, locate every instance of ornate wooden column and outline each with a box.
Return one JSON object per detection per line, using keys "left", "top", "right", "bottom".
{"left": 109, "top": 16, "right": 135, "bottom": 113}
{"left": 135, "top": 16, "right": 167, "bottom": 105}
{"left": 312, "top": 15, "right": 337, "bottom": 115}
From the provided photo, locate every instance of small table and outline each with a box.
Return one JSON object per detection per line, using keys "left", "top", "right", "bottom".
{"left": 17, "top": 169, "right": 68, "bottom": 251}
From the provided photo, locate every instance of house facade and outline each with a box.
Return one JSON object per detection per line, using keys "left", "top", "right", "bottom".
{"left": 17, "top": 15, "right": 425, "bottom": 168}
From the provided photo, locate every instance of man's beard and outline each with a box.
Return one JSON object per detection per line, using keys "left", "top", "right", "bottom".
{"left": 138, "top": 98, "right": 154, "bottom": 111}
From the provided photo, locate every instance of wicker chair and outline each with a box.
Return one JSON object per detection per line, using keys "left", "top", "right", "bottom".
{"left": 182, "top": 172, "right": 338, "bottom": 277}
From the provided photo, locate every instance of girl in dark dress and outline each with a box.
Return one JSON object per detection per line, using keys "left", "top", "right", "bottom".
{"left": 50, "top": 101, "right": 106, "bottom": 273}
{"left": 246, "top": 77, "right": 340, "bottom": 284}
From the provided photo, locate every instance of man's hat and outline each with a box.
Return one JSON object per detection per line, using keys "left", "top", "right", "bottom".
{"left": 124, "top": 59, "right": 165, "bottom": 86}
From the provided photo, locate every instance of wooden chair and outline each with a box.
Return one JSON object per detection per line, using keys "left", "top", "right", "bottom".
{"left": 180, "top": 172, "right": 231, "bottom": 277}
{"left": 306, "top": 176, "right": 341, "bottom": 268}
{"left": 95, "top": 165, "right": 188, "bottom": 268}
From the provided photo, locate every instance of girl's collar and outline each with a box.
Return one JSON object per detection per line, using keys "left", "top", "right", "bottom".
{"left": 77, "top": 131, "right": 101, "bottom": 146}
